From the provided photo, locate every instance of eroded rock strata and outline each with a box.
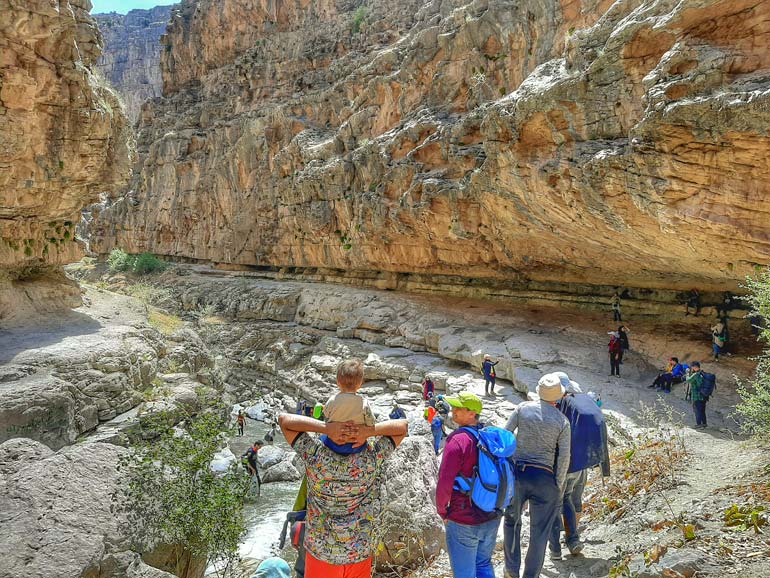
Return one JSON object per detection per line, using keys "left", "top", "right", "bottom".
{"left": 94, "top": 5, "right": 173, "bottom": 124}
{"left": 90, "top": 0, "right": 770, "bottom": 292}
{"left": 0, "top": 0, "right": 130, "bottom": 324}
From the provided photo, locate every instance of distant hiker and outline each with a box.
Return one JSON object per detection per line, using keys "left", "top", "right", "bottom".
{"left": 427, "top": 391, "right": 437, "bottom": 408}
{"left": 389, "top": 402, "right": 406, "bottom": 420}
{"left": 504, "top": 374, "right": 571, "bottom": 578}
{"left": 321, "top": 359, "right": 376, "bottom": 454}
{"left": 277, "top": 407, "right": 407, "bottom": 577}
{"left": 236, "top": 410, "right": 246, "bottom": 436}
{"left": 303, "top": 404, "right": 313, "bottom": 417}
{"left": 422, "top": 376, "right": 435, "bottom": 400}
{"left": 716, "top": 291, "right": 735, "bottom": 318}
{"left": 312, "top": 401, "right": 324, "bottom": 420}
{"left": 435, "top": 394, "right": 450, "bottom": 417}
{"left": 711, "top": 319, "right": 727, "bottom": 361}
{"left": 608, "top": 331, "right": 622, "bottom": 378}
{"left": 296, "top": 399, "right": 307, "bottom": 415}
{"left": 549, "top": 372, "right": 610, "bottom": 559}
{"left": 649, "top": 357, "right": 687, "bottom": 393}
{"left": 482, "top": 354, "right": 499, "bottom": 396}
{"left": 431, "top": 413, "right": 446, "bottom": 455}
{"left": 618, "top": 325, "right": 630, "bottom": 355}
{"left": 264, "top": 422, "right": 277, "bottom": 444}
{"left": 242, "top": 440, "right": 265, "bottom": 486}
{"left": 685, "top": 288, "right": 701, "bottom": 316}
{"left": 251, "top": 557, "right": 291, "bottom": 578}
{"left": 684, "top": 361, "right": 709, "bottom": 428}
{"left": 424, "top": 404, "right": 437, "bottom": 424}
{"left": 436, "top": 392, "right": 503, "bottom": 578}
{"left": 610, "top": 291, "right": 622, "bottom": 322}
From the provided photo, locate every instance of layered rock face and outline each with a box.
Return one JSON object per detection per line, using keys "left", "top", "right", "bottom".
{"left": 90, "top": 0, "right": 770, "bottom": 292}
{"left": 0, "top": 0, "right": 130, "bottom": 324}
{"left": 94, "top": 5, "right": 173, "bottom": 124}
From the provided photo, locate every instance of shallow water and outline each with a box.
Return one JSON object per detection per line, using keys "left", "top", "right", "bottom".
{"left": 228, "top": 418, "right": 300, "bottom": 566}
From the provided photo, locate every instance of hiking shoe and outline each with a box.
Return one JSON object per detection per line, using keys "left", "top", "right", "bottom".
{"left": 568, "top": 542, "right": 584, "bottom": 555}
{"left": 549, "top": 550, "right": 563, "bottom": 561}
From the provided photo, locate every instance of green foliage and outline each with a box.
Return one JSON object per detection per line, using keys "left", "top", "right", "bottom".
{"left": 737, "top": 267, "right": 770, "bottom": 436}
{"left": 352, "top": 6, "right": 367, "bottom": 34}
{"left": 108, "top": 249, "right": 168, "bottom": 275}
{"left": 108, "top": 248, "right": 135, "bottom": 272}
{"left": 114, "top": 411, "right": 250, "bottom": 577}
{"left": 133, "top": 252, "right": 168, "bottom": 275}
{"left": 724, "top": 503, "right": 768, "bottom": 533}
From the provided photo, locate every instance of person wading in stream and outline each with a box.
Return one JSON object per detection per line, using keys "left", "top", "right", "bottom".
{"left": 241, "top": 440, "right": 264, "bottom": 492}
{"left": 278, "top": 369, "right": 407, "bottom": 578}
{"left": 504, "top": 374, "right": 571, "bottom": 578}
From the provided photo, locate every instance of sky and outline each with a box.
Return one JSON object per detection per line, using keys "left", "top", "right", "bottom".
{"left": 91, "top": 1, "right": 176, "bottom": 14}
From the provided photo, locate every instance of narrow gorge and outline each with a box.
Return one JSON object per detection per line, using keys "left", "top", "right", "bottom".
{"left": 1, "top": 1, "right": 769, "bottom": 578}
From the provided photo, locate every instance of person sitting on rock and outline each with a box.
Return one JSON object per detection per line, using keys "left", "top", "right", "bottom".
{"left": 649, "top": 357, "right": 687, "bottom": 392}
{"left": 277, "top": 382, "right": 407, "bottom": 578}
{"left": 321, "top": 359, "right": 376, "bottom": 454}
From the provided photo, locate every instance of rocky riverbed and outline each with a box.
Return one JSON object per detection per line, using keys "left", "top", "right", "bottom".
{"left": 1, "top": 265, "right": 768, "bottom": 578}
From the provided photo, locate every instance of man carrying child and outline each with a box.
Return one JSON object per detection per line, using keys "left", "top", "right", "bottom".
{"left": 278, "top": 358, "right": 407, "bottom": 578}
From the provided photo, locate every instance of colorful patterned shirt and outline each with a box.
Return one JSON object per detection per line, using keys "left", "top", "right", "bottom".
{"left": 292, "top": 432, "right": 396, "bottom": 565}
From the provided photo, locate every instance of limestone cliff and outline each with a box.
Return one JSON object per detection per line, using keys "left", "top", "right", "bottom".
{"left": 90, "top": 0, "right": 770, "bottom": 292}
{"left": 94, "top": 5, "right": 173, "bottom": 123}
{"left": 0, "top": 0, "right": 130, "bottom": 323}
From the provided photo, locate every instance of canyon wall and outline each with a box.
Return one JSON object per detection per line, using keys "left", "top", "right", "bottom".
{"left": 89, "top": 0, "right": 770, "bottom": 292}
{"left": 0, "top": 0, "right": 130, "bottom": 323}
{"left": 94, "top": 5, "right": 173, "bottom": 124}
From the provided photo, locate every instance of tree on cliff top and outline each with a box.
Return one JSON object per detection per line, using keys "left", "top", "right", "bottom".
{"left": 737, "top": 267, "right": 770, "bottom": 437}
{"left": 114, "top": 411, "right": 249, "bottom": 577}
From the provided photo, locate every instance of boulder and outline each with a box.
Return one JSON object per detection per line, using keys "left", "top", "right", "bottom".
{"left": 257, "top": 445, "right": 285, "bottom": 468}
{"left": 376, "top": 436, "right": 444, "bottom": 570}
{"left": 0, "top": 440, "right": 131, "bottom": 578}
{"left": 262, "top": 459, "right": 303, "bottom": 483}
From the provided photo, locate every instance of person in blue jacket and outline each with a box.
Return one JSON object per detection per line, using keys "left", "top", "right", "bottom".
{"left": 389, "top": 402, "right": 407, "bottom": 420}
{"left": 481, "top": 354, "right": 499, "bottom": 396}
{"left": 430, "top": 413, "right": 446, "bottom": 455}
{"left": 549, "top": 372, "right": 610, "bottom": 559}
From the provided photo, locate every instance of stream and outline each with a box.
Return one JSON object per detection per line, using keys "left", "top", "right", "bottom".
{"left": 227, "top": 418, "right": 300, "bottom": 567}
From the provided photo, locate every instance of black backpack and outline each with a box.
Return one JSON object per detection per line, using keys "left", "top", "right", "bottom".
{"left": 700, "top": 372, "right": 716, "bottom": 398}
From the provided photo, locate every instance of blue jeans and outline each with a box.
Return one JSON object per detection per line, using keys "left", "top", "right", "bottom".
{"left": 445, "top": 517, "right": 500, "bottom": 578}
{"left": 432, "top": 429, "right": 442, "bottom": 455}
{"left": 549, "top": 469, "right": 587, "bottom": 552}
{"left": 693, "top": 400, "right": 707, "bottom": 426}
{"left": 504, "top": 465, "right": 560, "bottom": 578}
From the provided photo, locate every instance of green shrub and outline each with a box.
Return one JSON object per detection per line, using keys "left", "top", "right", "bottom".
{"left": 352, "top": 6, "right": 367, "bottom": 34}
{"left": 108, "top": 249, "right": 167, "bottom": 275}
{"left": 107, "top": 248, "right": 135, "bottom": 272}
{"left": 737, "top": 267, "right": 770, "bottom": 437}
{"left": 133, "top": 252, "right": 167, "bottom": 275}
{"left": 114, "top": 411, "right": 249, "bottom": 577}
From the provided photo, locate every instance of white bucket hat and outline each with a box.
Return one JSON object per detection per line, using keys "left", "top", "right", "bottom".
{"left": 536, "top": 373, "right": 565, "bottom": 402}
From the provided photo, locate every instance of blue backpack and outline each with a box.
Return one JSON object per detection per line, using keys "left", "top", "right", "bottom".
{"left": 700, "top": 372, "right": 716, "bottom": 398}
{"left": 453, "top": 426, "right": 517, "bottom": 513}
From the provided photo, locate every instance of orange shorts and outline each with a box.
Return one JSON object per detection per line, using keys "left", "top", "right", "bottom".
{"left": 305, "top": 552, "right": 372, "bottom": 578}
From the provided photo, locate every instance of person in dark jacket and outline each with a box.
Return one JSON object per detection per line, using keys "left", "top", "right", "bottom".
{"left": 389, "top": 402, "right": 406, "bottom": 420}
{"left": 548, "top": 373, "right": 610, "bottom": 559}
{"left": 481, "top": 354, "right": 499, "bottom": 396}
{"left": 649, "top": 357, "right": 687, "bottom": 392}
